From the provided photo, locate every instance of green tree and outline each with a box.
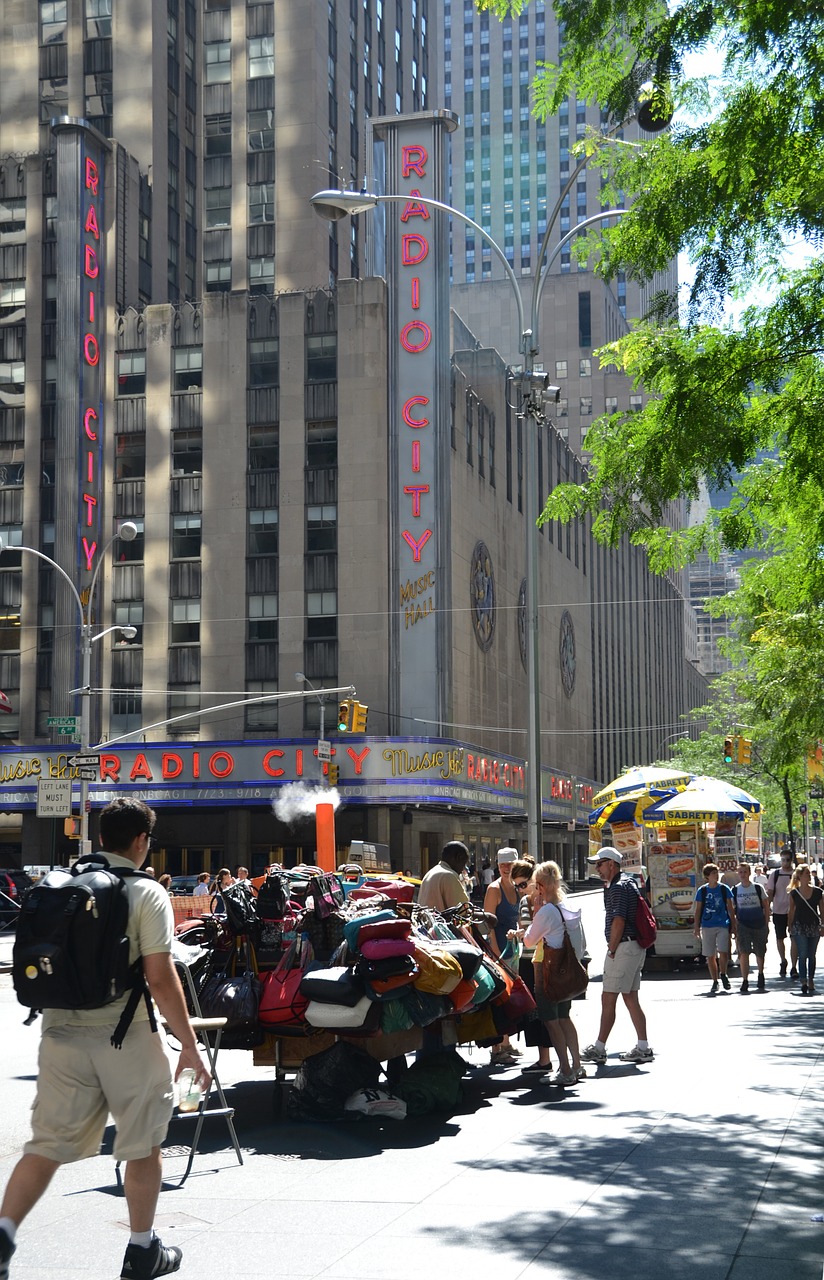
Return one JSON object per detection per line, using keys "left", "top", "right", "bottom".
{"left": 479, "top": 0, "right": 824, "bottom": 760}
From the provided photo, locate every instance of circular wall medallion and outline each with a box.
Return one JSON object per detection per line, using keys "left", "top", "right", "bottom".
{"left": 559, "top": 609, "right": 576, "bottom": 698}
{"left": 470, "top": 541, "right": 495, "bottom": 652}
{"left": 517, "top": 578, "right": 527, "bottom": 670}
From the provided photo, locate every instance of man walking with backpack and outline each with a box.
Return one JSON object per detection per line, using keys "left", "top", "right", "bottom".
{"left": 0, "top": 798, "right": 210, "bottom": 1280}
{"left": 580, "top": 847, "right": 655, "bottom": 1066}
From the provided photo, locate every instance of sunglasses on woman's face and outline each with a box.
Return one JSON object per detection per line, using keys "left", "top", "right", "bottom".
{"left": 513, "top": 880, "right": 530, "bottom": 890}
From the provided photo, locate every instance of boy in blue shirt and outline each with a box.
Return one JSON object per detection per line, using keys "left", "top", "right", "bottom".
{"left": 694, "top": 862, "right": 737, "bottom": 996}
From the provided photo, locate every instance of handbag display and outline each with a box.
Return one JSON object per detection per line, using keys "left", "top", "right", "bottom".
{"left": 305, "top": 872, "right": 346, "bottom": 920}
{"left": 359, "top": 937, "right": 416, "bottom": 960}
{"left": 343, "top": 909, "right": 398, "bottom": 950}
{"left": 542, "top": 926, "right": 589, "bottom": 1003}
{"left": 356, "top": 917, "right": 412, "bottom": 944}
{"left": 299, "top": 965, "right": 367, "bottom": 1008}
{"left": 304, "top": 993, "right": 375, "bottom": 1029}
{"left": 258, "top": 939, "right": 311, "bottom": 1027}
{"left": 412, "top": 944, "right": 464, "bottom": 995}
{"left": 199, "top": 947, "right": 261, "bottom": 1045}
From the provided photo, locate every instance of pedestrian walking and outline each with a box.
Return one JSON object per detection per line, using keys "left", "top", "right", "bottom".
{"left": 0, "top": 798, "right": 210, "bottom": 1280}
{"left": 732, "top": 861, "right": 769, "bottom": 992}
{"left": 484, "top": 847, "right": 523, "bottom": 1064}
{"left": 523, "top": 860, "right": 587, "bottom": 1087}
{"left": 767, "top": 848, "right": 798, "bottom": 978}
{"left": 580, "top": 847, "right": 654, "bottom": 1066}
{"left": 787, "top": 864, "right": 824, "bottom": 995}
{"left": 693, "top": 862, "right": 737, "bottom": 995}
{"left": 511, "top": 857, "right": 552, "bottom": 1074}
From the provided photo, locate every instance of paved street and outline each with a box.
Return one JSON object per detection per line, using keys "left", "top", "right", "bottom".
{"left": 1, "top": 893, "right": 823, "bottom": 1280}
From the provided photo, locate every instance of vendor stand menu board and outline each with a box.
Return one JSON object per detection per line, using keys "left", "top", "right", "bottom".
{"left": 648, "top": 842, "right": 700, "bottom": 931}
{"left": 713, "top": 818, "right": 740, "bottom": 874}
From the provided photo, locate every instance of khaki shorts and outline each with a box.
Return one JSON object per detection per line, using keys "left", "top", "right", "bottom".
{"left": 25, "top": 1021, "right": 174, "bottom": 1164}
{"left": 700, "top": 926, "right": 730, "bottom": 958}
{"left": 602, "top": 939, "right": 645, "bottom": 993}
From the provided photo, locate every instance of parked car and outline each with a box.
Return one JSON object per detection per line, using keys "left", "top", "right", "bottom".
{"left": 0, "top": 868, "right": 34, "bottom": 927}
{"left": 168, "top": 874, "right": 202, "bottom": 896}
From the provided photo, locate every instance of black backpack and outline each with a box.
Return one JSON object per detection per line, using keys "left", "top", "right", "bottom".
{"left": 256, "top": 868, "right": 290, "bottom": 921}
{"left": 12, "top": 854, "right": 156, "bottom": 1048}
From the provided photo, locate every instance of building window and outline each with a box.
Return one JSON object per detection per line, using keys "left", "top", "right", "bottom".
{"left": 306, "top": 591, "right": 337, "bottom": 638}
{"left": 249, "top": 508, "right": 278, "bottom": 555}
{"left": 116, "top": 519, "right": 144, "bottom": 562}
{"left": 579, "top": 357, "right": 591, "bottom": 377}
{"left": 205, "top": 262, "right": 231, "bottom": 291}
{"left": 171, "top": 514, "right": 202, "bottom": 559}
{"left": 248, "top": 108, "right": 274, "bottom": 151}
{"left": 110, "top": 690, "right": 142, "bottom": 736}
{"left": 245, "top": 680, "right": 278, "bottom": 731}
{"left": 116, "top": 352, "right": 146, "bottom": 396}
{"left": 249, "top": 182, "right": 274, "bottom": 224}
{"left": 580, "top": 396, "right": 592, "bottom": 416}
{"left": 170, "top": 599, "right": 200, "bottom": 644}
{"left": 85, "top": 0, "right": 111, "bottom": 37}
{"left": 605, "top": 396, "right": 618, "bottom": 414}
{"left": 249, "top": 338, "right": 278, "bottom": 387}
{"left": 204, "top": 114, "right": 231, "bottom": 156}
{"left": 248, "top": 593, "right": 278, "bottom": 640}
{"left": 307, "top": 422, "right": 336, "bottom": 467}
{"left": 555, "top": 360, "right": 567, "bottom": 379}
{"left": 205, "top": 187, "right": 231, "bottom": 229}
{"left": 249, "top": 423, "right": 279, "bottom": 470}
{"left": 307, "top": 505, "right": 337, "bottom": 553}
{"left": 630, "top": 394, "right": 643, "bottom": 412}
{"left": 249, "top": 257, "right": 275, "bottom": 293}
{"left": 172, "top": 429, "right": 202, "bottom": 474}
{"left": 204, "top": 41, "right": 231, "bottom": 83}
{"left": 306, "top": 335, "right": 337, "bottom": 381}
{"left": 557, "top": 398, "right": 568, "bottom": 418}
{"left": 40, "top": 0, "right": 67, "bottom": 43}
{"left": 115, "top": 434, "right": 145, "bottom": 480}
{"left": 114, "top": 602, "right": 143, "bottom": 645}
{"left": 248, "top": 36, "right": 274, "bottom": 78}
{"left": 173, "top": 347, "right": 202, "bottom": 392}
{"left": 578, "top": 289, "right": 592, "bottom": 347}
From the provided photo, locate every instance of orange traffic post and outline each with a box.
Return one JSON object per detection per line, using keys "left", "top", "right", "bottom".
{"left": 315, "top": 801, "right": 336, "bottom": 872}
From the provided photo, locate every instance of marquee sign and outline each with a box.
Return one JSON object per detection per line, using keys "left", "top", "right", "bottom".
{"left": 0, "top": 737, "right": 596, "bottom": 821}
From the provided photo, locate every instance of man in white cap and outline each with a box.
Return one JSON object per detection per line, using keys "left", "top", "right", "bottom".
{"left": 580, "top": 846, "right": 654, "bottom": 1066}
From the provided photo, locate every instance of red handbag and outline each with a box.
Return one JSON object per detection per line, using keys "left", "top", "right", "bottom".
{"left": 258, "top": 940, "right": 310, "bottom": 1027}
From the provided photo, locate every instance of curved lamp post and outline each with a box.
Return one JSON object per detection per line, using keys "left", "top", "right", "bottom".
{"left": 312, "top": 183, "right": 625, "bottom": 861}
{"left": 0, "top": 521, "right": 138, "bottom": 853}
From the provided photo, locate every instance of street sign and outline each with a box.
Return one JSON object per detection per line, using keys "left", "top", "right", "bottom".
{"left": 47, "top": 716, "right": 77, "bottom": 728}
{"left": 67, "top": 753, "right": 100, "bottom": 768}
{"left": 800, "top": 803, "right": 808, "bottom": 815}
{"left": 36, "top": 777, "right": 73, "bottom": 818}
{"left": 76, "top": 768, "right": 97, "bottom": 781}
{"left": 316, "top": 739, "right": 332, "bottom": 762}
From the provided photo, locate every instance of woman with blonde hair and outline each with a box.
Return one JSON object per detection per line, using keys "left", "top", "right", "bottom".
{"left": 522, "top": 861, "right": 587, "bottom": 1087}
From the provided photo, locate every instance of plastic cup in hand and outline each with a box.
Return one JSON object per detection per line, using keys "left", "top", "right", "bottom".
{"left": 177, "top": 1068, "right": 203, "bottom": 1112}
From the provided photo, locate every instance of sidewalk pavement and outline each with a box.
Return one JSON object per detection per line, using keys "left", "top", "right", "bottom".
{"left": 1, "top": 935, "right": 824, "bottom": 1280}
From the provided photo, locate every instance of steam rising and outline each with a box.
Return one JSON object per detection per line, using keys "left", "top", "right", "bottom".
{"left": 273, "top": 782, "right": 341, "bottom": 826}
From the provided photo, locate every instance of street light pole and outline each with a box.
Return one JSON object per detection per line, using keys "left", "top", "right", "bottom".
{"left": 311, "top": 190, "right": 625, "bottom": 860}
{"left": 0, "top": 522, "right": 138, "bottom": 856}
{"left": 295, "top": 672, "right": 327, "bottom": 781}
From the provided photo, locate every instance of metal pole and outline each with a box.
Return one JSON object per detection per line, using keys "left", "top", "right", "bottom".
{"left": 522, "top": 372, "right": 542, "bottom": 862}
{"left": 79, "top": 624, "right": 92, "bottom": 857}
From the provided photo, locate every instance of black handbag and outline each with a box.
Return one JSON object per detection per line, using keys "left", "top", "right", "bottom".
{"left": 305, "top": 873, "right": 346, "bottom": 919}
{"left": 299, "top": 965, "right": 366, "bottom": 1008}
{"left": 199, "top": 961, "right": 262, "bottom": 1046}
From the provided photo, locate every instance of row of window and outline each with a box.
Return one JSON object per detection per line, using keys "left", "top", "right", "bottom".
{"left": 116, "top": 337, "right": 335, "bottom": 395}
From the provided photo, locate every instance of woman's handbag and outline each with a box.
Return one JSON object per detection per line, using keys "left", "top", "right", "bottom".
{"left": 305, "top": 872, "right": 346, "bottom": 919}
{"left": 258, "top": 939, "right": 311, "bottom": 1027}
{"left": 299, "top": 965, "right": 366, "bottom": 1008}
{"left": 199, "top": 947, "right": 262, "bottom": 1046}
{"left": 542, "top": 927, "right": 589, "bottom": 1002}
{"left": 304, "top": 993, "right": 375, "bottom": 1029}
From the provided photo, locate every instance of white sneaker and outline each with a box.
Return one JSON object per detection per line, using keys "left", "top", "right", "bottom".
{"left": 546, "top": 1070, "right": 577, "bottom": 1087}
{"left": 618, "top": 1045, "right": 654, "bottom": 1063}
{"left": 580, "top": 1043, "right": 607, "bottom": 1064}
{"left": 575, "top": 1065, "right": 587, "bottom": 1080}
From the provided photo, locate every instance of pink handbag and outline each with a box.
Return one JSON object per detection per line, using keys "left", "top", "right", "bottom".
{"left": 359, "top": 937, "right": 417, "bottom": 960}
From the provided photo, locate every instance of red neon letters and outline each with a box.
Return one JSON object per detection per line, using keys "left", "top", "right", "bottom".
{"left": 80, "top": 151, "right": 102, "bottom": 574}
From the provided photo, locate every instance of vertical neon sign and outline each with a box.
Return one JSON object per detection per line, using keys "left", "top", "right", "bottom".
{"left": 78, "top": 145, "right": 104, "bottom": 587}
{"left": 373, "top": 111, "right": 458, "bottom": 733}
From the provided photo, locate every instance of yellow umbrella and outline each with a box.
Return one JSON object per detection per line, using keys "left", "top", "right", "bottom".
{"left": 593, "top": 766, "right": 694, "bottom": 808}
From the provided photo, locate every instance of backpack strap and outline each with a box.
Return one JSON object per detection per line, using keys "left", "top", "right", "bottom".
{"left": 106, "top": 864, "right": 159, "bottom": 1049}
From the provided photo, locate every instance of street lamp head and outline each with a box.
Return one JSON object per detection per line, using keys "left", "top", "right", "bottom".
{"left": 120, "top": 626, "right": 138, "bottom": 641}
{"left": 310, "top": 188, "right": 379, "bottom": 221}
{"left": 117, "top": 521, "right": 138, "bottom": 543}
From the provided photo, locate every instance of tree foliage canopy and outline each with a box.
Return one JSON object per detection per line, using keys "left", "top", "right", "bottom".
{"left": 479, "top": 0, "right": 824, "bottom": 759}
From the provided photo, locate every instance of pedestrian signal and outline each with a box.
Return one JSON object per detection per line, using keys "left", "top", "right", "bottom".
{"left": 351, "top": 701, "right": 368, "bottom": 733}
{"left": 737, "top": 737, "right": 752, "bottom": 766}
{"left": 337, "top": 700, "right": 353, "bottom": 732}
{"left": 327, "top": 764, "right": 339, "bottom": 786}
{"left": 723, "top": 736, "right": 735, "bottom": 765}
{"left": 63, "top": 817, "right": 82, "bottom": 839}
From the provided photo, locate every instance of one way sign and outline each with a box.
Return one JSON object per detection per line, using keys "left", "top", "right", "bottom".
{"left": 67, "top": 754, "right": 100, "bottom": 768}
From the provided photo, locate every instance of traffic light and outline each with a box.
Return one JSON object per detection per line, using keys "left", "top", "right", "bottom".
{"left": 723, "top": 736, "right": 735, "bottom": 765}
{"left": 737, "top": 737, "right": 752, "bottom": 766}
{"left": 337, "top": 699, "right": 353, "bottom": 731}
{"left": 63, "top": 817, "right": 82, "bottom": 839}
{"left": 327, "top": 764, "right": 339, "bottom": 786}
{"left": 351, "top": 701, "right": 368, "bottom": 733}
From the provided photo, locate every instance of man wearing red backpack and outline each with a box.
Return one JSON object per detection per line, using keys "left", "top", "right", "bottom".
{"left": 580, "top": 847, "right": 655, "bottom": 1066}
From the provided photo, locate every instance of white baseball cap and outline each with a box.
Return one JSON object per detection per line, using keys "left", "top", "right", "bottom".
{"left": 587, "top": 846, "right": 622, "bottom": 866}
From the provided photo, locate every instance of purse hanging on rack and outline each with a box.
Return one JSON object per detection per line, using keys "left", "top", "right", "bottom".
{"left": 198, "top": 939, "right": 263, "bottom": 1047}
{"left": 258, "top": 938, "right": 312, "bottom": 1028}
